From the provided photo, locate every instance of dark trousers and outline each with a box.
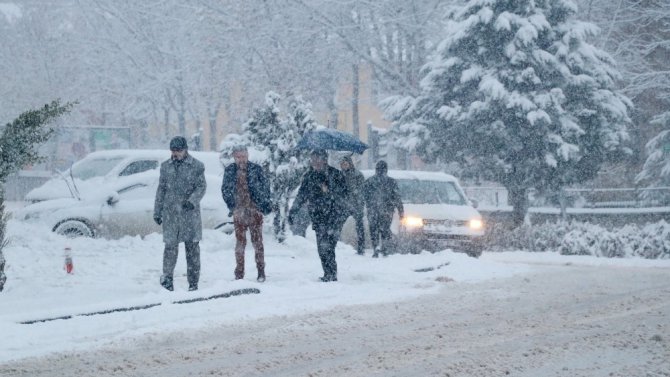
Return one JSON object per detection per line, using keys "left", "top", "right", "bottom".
{"left": 233, "top": 208, "right": 265, "bottom": 279}
{"left": 314, "top": 221, "right": 342, "bottom": 278}
{"left": 352, "top": 211, "right": 366, "bottom": 252}
{"left": 368, "top": 211, "right": 393, "bottom": 254}
{"left": 163, "top": 241, "right": 200, "bottom": 286}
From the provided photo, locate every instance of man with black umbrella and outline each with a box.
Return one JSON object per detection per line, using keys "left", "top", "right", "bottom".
{"left": 288, "top": 149, "right": 349, "bottom": 282}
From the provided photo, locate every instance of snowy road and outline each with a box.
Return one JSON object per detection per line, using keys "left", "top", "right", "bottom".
{"left": 2, "top": 264, "right": 669, "bottom": 376}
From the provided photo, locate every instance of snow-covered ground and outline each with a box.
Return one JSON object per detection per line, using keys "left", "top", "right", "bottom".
{"left": 1, "top": 211, "right": 669, "bottom": 370}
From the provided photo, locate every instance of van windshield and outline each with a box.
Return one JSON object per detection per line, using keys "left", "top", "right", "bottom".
{"left": 70, "top": 157, "right": 124, "bottom": 180}
{"left": 397, "top": 179, "right": 467, "bottom": 205}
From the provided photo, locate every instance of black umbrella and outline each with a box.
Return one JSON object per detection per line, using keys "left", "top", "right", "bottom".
{"left": 296, "top": 128, "right": 369, "bottom": 154}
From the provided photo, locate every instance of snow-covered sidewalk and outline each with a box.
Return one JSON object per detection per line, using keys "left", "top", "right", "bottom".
{"left": 1, "top": 218, "right": 669, "bottom": 364}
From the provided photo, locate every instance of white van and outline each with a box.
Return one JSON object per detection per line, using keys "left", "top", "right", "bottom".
{"left": 340, "top": 170, "right": 485, "bottom": 257}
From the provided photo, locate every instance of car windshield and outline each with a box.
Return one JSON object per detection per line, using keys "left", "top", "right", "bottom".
{"left": 69, "top": 157, "right": 124, "bottom": 180}
{"left": 397, "top": 179, "right": 467, "bottom": 205}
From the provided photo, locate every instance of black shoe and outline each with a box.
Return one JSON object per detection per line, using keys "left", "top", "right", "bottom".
{"left": 356, "top": 250, "right": 365, "bottom": 255}
{"left": 372, "top": 253, "right": 379, "bottom": 258}
{"left": 160, "top": 276, "right": 174, "bottom": 291}
{"left": 319, "top": 275, "right": 337, "bottom": 282}
{"left": 188, "top": 284, "right": 198, "bottom": 291}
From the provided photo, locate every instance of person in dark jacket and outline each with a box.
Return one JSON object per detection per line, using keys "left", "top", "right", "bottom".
{"left": 0, "top": 250, "right": 6, "bottom": 292}
{"left": 288, "top": 149, "right": 349, "bottom": 282}
{"left": 222, "top": 145, "right": 272, "bottom": 282}
{"left": 154, "top": 136, "right": 207, "bottom": 291}
{"left": 362, "top": 160, "right": 404, "bottom": 257}
{"left": 340, "top": 156, "right": 366, "bottom": 255}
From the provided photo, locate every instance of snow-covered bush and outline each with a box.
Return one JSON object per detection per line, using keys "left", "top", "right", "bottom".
{"left": 638, "top": 221, "right": 670, "bottom": 259}
{"left": 486, "top": 220, "right": 670, "bottom": 259}
{"left": 485, "top": 220, "right": 572, "bottom": 252}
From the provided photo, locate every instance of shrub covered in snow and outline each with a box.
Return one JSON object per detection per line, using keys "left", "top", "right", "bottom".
{"left": 486, "top": 220, "right": 670, "bottom": 259}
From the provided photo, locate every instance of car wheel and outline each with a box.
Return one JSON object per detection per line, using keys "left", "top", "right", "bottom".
{"left": 465, "top": 246, "right": 483, "bottom": 258}
{"left": 53, "top": 219, "right": 95, "bottom": 238}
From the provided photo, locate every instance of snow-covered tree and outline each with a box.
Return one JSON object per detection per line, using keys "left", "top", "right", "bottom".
{"left": 234, "top": 92, "right": 319, "bottom": 241}
{"left": 636, "top": 113, "right": 670, "bottom": 193}
{"left": 0, "top": 100, "right": 73, "bottom": 292}
{"left": 384, "top": 0, "right": 632, "bottom": 226}
{"left": 575, "top": 0, "right": 670, "bottom": 162}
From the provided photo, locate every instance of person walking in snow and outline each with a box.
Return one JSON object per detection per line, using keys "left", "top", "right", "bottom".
{"left": 340, "top": 155, "right": 366, "bottom": 255}
{"left": 154, "top": 136, "right": 207, "bottom": 291}
{"left": 362, "top": 160, "right": 404, "bottom": 257}
{"left": 221, "top": 145, "right": 272, "bottom": 282}
{"left": 0, "top": 250, "right": 6, "bottom": 292}
{"left": 288, "top": 149, "right": 349, "bottom": 282}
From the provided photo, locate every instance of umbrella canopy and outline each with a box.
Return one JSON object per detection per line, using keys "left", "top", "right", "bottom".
{"left": 296, "top": 128, "right": 369, "bottom": 154}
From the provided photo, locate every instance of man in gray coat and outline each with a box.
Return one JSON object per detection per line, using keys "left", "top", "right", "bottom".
{"left": 154, "top": 136, "right": 207, "bottom": 291}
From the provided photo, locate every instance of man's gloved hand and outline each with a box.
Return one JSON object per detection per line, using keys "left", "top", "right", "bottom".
{"left": 182, "top": 201, "right": 195, "bottom": 210}
{"left": 153, "top": 215, "right": 162, "bottom": 225}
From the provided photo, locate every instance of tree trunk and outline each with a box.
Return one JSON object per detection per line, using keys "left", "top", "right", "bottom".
{"left": 327, "top": 93, "right": 339, "bottom": 129}
{"left": 352, "top": 63, "right": 360, "bottom": 138}
{"left": 507, "top": 186, "right": 529, "bottom": 228}
{"left": 163, "top": 107, "right": 171, "bottom": 141}
{"left": 208, "top": 107, "right": 219, "bottom": 152}
{"left": 0, "top": 194, "right": 7, "bottom": 292}
{"left": 272, "top": 186, "right": 288, "bottom": 243}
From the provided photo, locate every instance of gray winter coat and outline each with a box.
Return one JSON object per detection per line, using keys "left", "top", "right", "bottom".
{"left": 154, "top": 154, "right": 207, "bottom": 245}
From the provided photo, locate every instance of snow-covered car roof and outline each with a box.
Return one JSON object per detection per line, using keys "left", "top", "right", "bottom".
{"left": 71, "top": 149, "right": 224, "bottom": 175}
{"left": 25, "top": 149, "right": 225, "bottom": 202}
{"left": 361, "top": 169, "right": 459, "bottom": 182}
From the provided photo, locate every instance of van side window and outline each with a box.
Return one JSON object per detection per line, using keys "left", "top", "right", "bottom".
{"left": 119, "top": 160, "right": 159, "bottom": 176}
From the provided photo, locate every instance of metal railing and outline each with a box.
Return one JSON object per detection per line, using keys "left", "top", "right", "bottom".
{"left": 463, "top": 186, "right": 670, "bottom": 209}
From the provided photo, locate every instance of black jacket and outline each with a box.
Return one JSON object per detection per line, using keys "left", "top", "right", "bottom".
{"left": 362, "top": 174, "right": 404, "bottom": 217}
{"left": 342, "top": 167, "right": 365, "bottom": 213}
{"left": 290, "top": 165, "right": 349, "bottom": 229}
{"left": 221, "top": 162, "right": 272, "bottom": 215}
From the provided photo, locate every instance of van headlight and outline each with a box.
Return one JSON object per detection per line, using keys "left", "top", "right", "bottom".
{"left": 402, "top": 216, "right": 424, "bottom": 228}
{"left": 468, "top": 218, "right": 483, "bottom": 230}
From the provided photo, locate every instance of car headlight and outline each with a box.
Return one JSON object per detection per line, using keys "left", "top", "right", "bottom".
{"left": 402, "top": 216, "right": 424, "bottom": 228}
{"left": 468, "top": 218, "right": 483, "bottom": 230}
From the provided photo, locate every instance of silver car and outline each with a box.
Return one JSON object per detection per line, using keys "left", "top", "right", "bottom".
{"left": 17, "top": 171, "right": 233, "bottom": 238}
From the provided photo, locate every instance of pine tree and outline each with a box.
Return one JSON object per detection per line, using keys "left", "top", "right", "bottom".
{"left": 238, "top": 92, "right": 318, "bottom": 241}
{"left": 0, "top": 100, "right": 73, "bottom": 292}
{"left": 636, "top": 113, "right": 670, "bottom": 203}
{"left": 384, "top": 0, "right": 631, "bottom": 227}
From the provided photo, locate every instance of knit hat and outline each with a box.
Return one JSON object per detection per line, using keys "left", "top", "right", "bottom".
{"left": 310, "top": 149, "right": 328, "bottom": 160}
{"left": 340, "top": 156, "right": 354, "bottom": 165}
{"left": 375, "top": 160, "right": 388, "bottom": 174}
{"left": 169, "top": 136, "right": 188, "bottom": 151}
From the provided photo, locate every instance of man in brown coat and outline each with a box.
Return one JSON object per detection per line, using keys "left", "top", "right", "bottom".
{"left": 221, "top": 146, "right": 272, "bottom": 282}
